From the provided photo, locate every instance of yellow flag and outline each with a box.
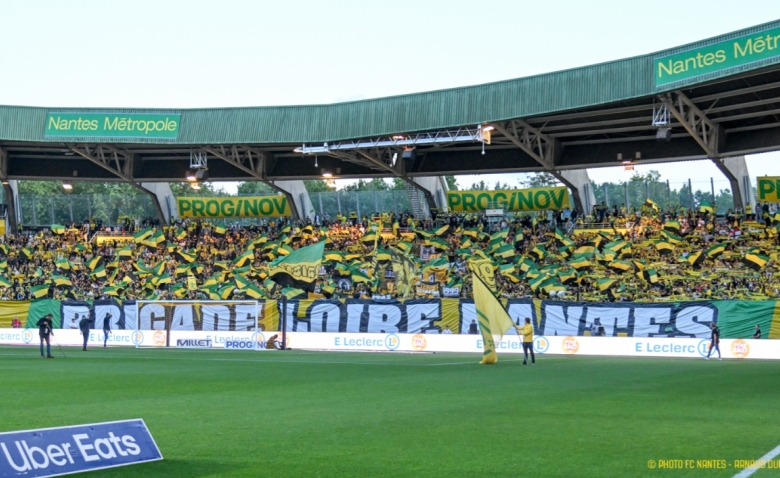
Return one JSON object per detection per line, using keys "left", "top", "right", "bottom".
{"left": 472, "top": 273, "right": 515, "bottom": 365}
{"left": 468, "top": 258, "right": 497, "bottom": 292}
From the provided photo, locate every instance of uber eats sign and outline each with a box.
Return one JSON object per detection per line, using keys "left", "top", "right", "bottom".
{"left": 44, "top": 112, "right": 181, "bottom": 139}
{"left": 654, "top": 25, "right": 780, "bottom": 86}
{"left": 177, "top": 196, "right": 292, "bottom": 218}
{"left": 447, "top": 187, "right": 571, "bottom": 212}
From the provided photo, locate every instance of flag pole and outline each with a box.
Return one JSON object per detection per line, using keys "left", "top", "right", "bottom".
{"left": 281, "top": 296, "right": 287, "bottom": 350}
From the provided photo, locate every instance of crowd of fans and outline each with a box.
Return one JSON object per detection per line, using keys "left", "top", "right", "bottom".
{"left": 1, "top": 199, "right": 778, "bottom": 303}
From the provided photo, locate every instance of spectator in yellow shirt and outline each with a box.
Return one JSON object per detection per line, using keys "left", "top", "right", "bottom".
{"left": 515, "top": 317, "right": 535, "bottom": 365}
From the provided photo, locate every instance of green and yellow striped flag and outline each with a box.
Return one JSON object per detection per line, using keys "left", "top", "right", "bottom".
{"left": 92, "top": 265, "right": 107, "bottom": 280}
{"left": 268, "top": 241, "right": 324, "bottom": 291}
{"left": 433, "top": 225, "right": 450, "bottom": 236}
{"left": 282, "top": 287, "right": 306, "bottom": 300}
{"left": 133, "top": 227, "right": 153, "bottom": 243}
{"left": 52, "top": 274, "right": 73, "bottom": 287}
{"left": 660, "top": 231, "right": 683, "bottom": 244}
{"left": 655, "top": 241, "right": 675, "bottom": 255}
{"left": 558, "top": 270, "right": 578, "bottom": 285}
{"left": 688, "top": 251, "right": 705, "bottom": 268}
{"left": 425, "top": 237, "right": 450, "bottom": 251}
{"left": 742, "top": 252, "right": 769, "bottom": 271}
{"left": 530, "top": 244, "right": 547, "bottom": 261}
{"left": 86, "top": 256, "right": 102, "bottom": 271}
{"left": 0, "top": 275, "right": 11, "bottom": 288}
{"left": 174, "top": 249, "right": 196, "bottom": 263}
{"left": 664, "top": 221, "right": 681, "bottom": 234}
{"left": 597, "top": 278, "right": 617, "bottom": 291}
{"left": 31, "top": 283, "right": 50, "bottom": 299}
{"left": 706, "top": 243, "right": 726, "bottom": 259}
{"left": 643, "top": 268, "right": 660, "bottom": 284}
{"left": 473, "top": 273, "right": 516, "bottom": 365}
{"left": 396, "top": 242, "right": 413, "bottom": 254}
{"left": 494, "top": 244, "right": 515, "bottom": 260}
{"left": 51, "top": 224, "right": 66, "bottom": 235}
{"left": 234, "top": 274, "right": 267, "bottom": 299}
{"left": 324, "top": 251, "right": 344, "bottom": 263}
{"left": 233, "top": 250, "right": 255, "bottom": 268}
{"left": 117, "top": 245, "right": 133, "bottom": 261}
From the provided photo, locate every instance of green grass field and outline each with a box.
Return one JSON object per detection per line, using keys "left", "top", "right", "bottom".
{"left": 2, "top": 346, "right": 780, "bottom": 477}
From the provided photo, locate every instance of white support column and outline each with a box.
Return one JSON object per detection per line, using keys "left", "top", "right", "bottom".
{"left": 271, "top": 180, "right": 315, "bottom": 220}
{"left": 5, "top": 180, "right": 20, "bottom": 233}
{"left": 713, "top": 156, "right": 753, "bottom": 211}
{"left": 410, "top": 176, "right": 448, "bottom": 213}
{"left": 138, "top": 182, "right": 176, "bottom": 224}
{"left": 554, "top": 169, "right": 596, "bottom": 214}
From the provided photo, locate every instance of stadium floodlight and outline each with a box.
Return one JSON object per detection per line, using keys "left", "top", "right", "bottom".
{"left": 186, "top": 171, "right": 197, "bottom": 181}
{"left": 322, "top": 172, "right": 333, "bottom": 178}
{"left": 191, "top": 182, "right": 201, "bottom": 190}
{"left": 0, "top": 180, "right": 8, "bottom": 185}
{"left": 656, "top": 128, "right": 672, "bottom": 141}
{"left": 62, "top": 181, "right": 73, "bottom": 190}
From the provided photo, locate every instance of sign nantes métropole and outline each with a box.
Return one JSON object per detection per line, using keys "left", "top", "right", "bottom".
{"left": 447, "top": 187, "right": 571, "bottom": 212}
{"left": 655, "top": 25, "right": 780, "bottom": 86}
{"left": 44, "top": 113, "right": 181, "bottom": 139}
{"left": 0, "top": 419, "right": 162, "bottom": 477}
{"left": 177, "top": 196, "right": 292, "bottom": 218}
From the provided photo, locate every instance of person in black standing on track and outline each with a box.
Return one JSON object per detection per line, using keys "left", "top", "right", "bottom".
{"left": 705, "top": 322, "right": 721, "bottom": 360}
{"left": 102, "top": 312, "right": 112, "bottom": 348}
{"left": 79, "top": 314, "right": 95, "bottom": 351}
{"left": 468, "top": 319, "right": 479, "bottom": 335}
{"left": 36, "top": 313, "right": 55, "bottom": 358}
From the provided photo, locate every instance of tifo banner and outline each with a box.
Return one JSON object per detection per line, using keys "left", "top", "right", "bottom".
{"left": 447, "top": 187, "right": 571, "bottom": 212}
{"left": 757, "top": 176, "right": 780, "bottom": 202}
{"left": 177, "top": 196, "right": 292, "bottom": 218}
{"left": 2, "top": 298, "right": 780, "bottom": 340}
{"left": 278, "top": 299, "right": 460, "bottom": 334}
{"left": 135, "top": 301, "right": 261, "bottom": 331}
{"left": 654, "top": 24, "right": 780, "bottom": 86}
{"left": 44, "top": 112, "right": 180, "bottom": 139}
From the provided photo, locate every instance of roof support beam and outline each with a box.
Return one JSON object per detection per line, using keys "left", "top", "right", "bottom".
{"left": 204, "top": 145, "right": 266, "bottom": 179}
{"left": 491, "top": 119, "right": 560, "bottom": 170}
{"left": 204, "top": 145, "right": 301, "bottom": 219}
{"left": 67, "top": 144, "right": 133, "bottom": 181}
{"left": 659, "top": 91, "right": 749, "bottom": 210}
{"left": 659, "top": 91, "right": 724, "bottom": 158}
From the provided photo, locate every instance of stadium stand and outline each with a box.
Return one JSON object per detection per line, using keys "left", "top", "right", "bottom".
{"left": 1, "top": 198, "right": 778, "bottom": 303}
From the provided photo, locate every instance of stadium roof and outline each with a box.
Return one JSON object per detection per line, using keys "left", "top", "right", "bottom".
{"left": 1, "top": 19, "right": 780, "bottom": 182}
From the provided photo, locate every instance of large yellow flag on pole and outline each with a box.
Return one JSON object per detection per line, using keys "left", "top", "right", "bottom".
{"left": 472, "top": 273, "right": 516, "bottom": 365}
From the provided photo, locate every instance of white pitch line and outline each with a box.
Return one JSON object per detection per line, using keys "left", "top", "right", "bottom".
{"left": 425, "top": 358, "right": 527, "bottom": 366}
{"left": 732, "top": 442, "right": 780, "bottom": 478}
{"left": 0, "top": 352, "right": 464, "bottom": 367}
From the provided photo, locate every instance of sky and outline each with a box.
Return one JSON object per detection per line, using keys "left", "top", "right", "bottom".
{"left": 1, "top": 0, "right": 779, "bottom": 193}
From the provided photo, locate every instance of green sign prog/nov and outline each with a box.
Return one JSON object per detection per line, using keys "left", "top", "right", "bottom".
{"left": 44, "top": 112, "right": 181, "bottom": 139}
{"left": 654, "top": 25, "right": 780, "bottom": 86}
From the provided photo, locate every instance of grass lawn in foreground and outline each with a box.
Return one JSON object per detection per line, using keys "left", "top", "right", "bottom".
{"left": 1, "top": 346, "right": 779, "bottom": 477}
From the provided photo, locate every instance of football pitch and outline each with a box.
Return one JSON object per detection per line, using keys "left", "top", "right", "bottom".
{"left": 2, "top": 346, "right": 780, "bottom": 477}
